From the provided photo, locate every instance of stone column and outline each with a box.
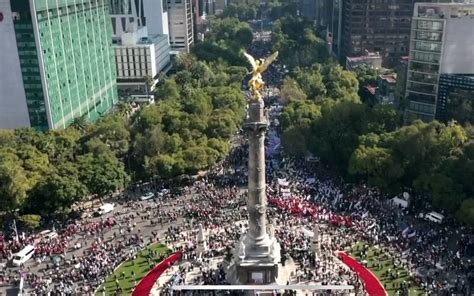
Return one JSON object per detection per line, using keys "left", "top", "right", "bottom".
{"left": 233, "top": 101, "right": 281, "bottom": 285}
{"left": 243, "top": 101, "right": 272, "bottom": 256}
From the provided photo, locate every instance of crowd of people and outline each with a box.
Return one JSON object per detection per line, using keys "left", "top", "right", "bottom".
{"left": 0, "top": 195, "right": 186, "bottom": 294}
{"left": 1, "top": 31, "right": 473, "bottom": 296}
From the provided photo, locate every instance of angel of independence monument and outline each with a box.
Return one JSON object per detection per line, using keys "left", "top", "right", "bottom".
{"left": 233, "top": 51, "right": 283, "bottom": 284}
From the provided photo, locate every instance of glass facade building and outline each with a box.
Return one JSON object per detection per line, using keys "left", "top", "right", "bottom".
{"left": 10, "top": 0, "right": 118, "bottom": 130}
{"left": 405, "top": 2, "right": 474, "bottom": 122}
{"left": 437, "top": 74, "right": 474, "bottom": 121}
{"left": 340, "top": 0, "right": 414, "bottom": 67}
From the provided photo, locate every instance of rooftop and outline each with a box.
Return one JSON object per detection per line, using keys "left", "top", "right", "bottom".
{"left": 347, "top": 51, "right": 382, "bottom": 63}
{"left": 365, "top": 85, "right": 378, "bottom": 96}
{"left": 415, "top": 2, "right": 474, "bottom": 19}
{"left": 379, "top": 74, "right": 397, "bottom": 84}
{"left": 113, "top": 34, "right": 169, "bottom": 46}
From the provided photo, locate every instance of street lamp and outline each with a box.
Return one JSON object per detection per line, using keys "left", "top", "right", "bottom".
{"left": 12, "top": 208, "right": 20, "bottom": 242}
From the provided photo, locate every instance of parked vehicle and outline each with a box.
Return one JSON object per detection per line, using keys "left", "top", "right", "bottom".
{"left": 11, "top": 245, "right": 35, "bottom": 267}
{"left": 156, "top": 189, "right": 170, "bottom": 198}
{"left": 94, "top": 203, "right": 115, "bottom": 216}
{"left": 140, "top": 192, "right": 154, "bottom": 201}
{"left": 39, "top": 230, "right": 58, "bottom": 241}
{"left": 419, "top": 211, "right": 444, "bottom": 224}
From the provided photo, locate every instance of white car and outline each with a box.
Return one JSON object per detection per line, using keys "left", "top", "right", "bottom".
{"left": 95, "top": 203, "right": 115, "bottom": 216}
{"left": 39, "top": 230, "right": 58, "bottom": 241}
{"left": 156, "top": 189, "right": 170, "bottom": 198}
{"left": 422, "top": 211, "right": 444, "bottom": 224}
{"left": 140, "top": 192, "right": 154, "bottom": 201}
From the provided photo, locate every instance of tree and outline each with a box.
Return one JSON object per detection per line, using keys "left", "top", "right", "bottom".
{"left": 282, "top": 125, "right": 310, "bottom": 156}
{"left": 27, "top": 170, "right": 88, "bottom": 216}
{"left": 222, "top": 3, "right": 257, "bottom": 21}
{"left": 349, "top": 145, "right": 404, "bottom": 191}
{"left": 280, "top": 100, "right": 321, "bottom": 129}
{"left": 309, "top": 100, "right": 369, "bottom": 170}
{"left": 279, "top": 78, "right": 307, "bottom": 105}
{"left": 207, "top": 111, "right": 238, "bottom": 139}
{"left": 273, "top": 17, "right": 329, "bottom": 69}
{"left": 0, "top": 149, "right": 30, "bottom": 211}
{"left": 456, "top": 198, "right": 474, "bottom": 226}
{"left": 182, "top": 146, "right": 219, "bottom": 173}
{"left": 155, "top": 79, "right": 180, "bottom": 101}
{"left": 446, "top": 92, "right": 474, "bottom": 124}
{"left": 292, "top": 66, "right": 326, "bottom": 100}
{"left": 322, "top": 64, "right": 359, "bottom": 101}
{"left": 367, "top": 105, "right": 400, "bottom": 134}
{"left": 89, "top": 115, "right": 131, "bottom": 158}
{"left": 353, "top": 64, "right": 379, "bottom": 87}
{"left": 77, "top": 151, "right": 129, "bottom": 197}
{"left": 42, "top": 128, "right": 81, "bottom": 165}
{"left": 70, "top": 115, "right": 90, "bottom": 132}
{"left": 18, "top": 214, "right": 42, "bottom": 230}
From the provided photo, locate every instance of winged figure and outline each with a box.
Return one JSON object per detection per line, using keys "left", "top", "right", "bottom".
{"left": 243, "top": 51, "right": 279, "bottom": 102}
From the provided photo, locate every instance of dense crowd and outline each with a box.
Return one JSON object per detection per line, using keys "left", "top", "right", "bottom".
{"left": 1, "top": 31, "right": 473, "bottom": 296}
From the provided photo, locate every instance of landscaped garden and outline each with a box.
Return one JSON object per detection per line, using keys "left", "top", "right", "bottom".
{"left": 96, "top": 242, "right": 170, "bottom": 295}
{"left": 349, "top": 242, "right": 424, "bottom": 296}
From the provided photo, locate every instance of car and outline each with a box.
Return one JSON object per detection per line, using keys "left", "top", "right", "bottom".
{"left": 156, "top": 189, "right": 170, "bottom": 198}
{"left": 140, "top": 192, "right": 154, "bottom": 201}
{"left": 39, "top": 230, "right": 58, "bottom": 241}
{"left": 93, "top": 203, "right": 115, "bottom": 216}
{"left": 423, "top": 211, "right": 444, "bottom": 224}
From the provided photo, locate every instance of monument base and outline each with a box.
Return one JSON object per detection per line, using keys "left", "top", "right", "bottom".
{"left": 235, "top": 261, "right": 279, "bottom": 284}
{"left": 232, "top": 234, "right": 283, "bottom": 284}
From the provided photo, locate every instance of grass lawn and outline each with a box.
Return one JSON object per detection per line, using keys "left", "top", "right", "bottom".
{"left": 349, "top": 242, "right": 424, "bottom": 296}
{"left": 96, "top": 242, "right": 170, "bottom": 296}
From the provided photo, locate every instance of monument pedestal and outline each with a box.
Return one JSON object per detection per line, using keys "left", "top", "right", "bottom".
{"left": 234, "top": 234, "right": 281, "bottom": 284}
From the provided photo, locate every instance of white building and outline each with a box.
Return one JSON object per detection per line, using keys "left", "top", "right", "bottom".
{"left": 405, "top": 1, "right": 474, "bottom": 121}
{"left": 167, "top": 0, "right": 194, "bottom": 53}
{"left": 143, "top": 0, "right": 169, "bottom": 36}
{"left": 111, "top": 0, "right": 171, "bottom": 99}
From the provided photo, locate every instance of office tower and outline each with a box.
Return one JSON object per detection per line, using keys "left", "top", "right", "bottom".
{"left": 111, "top": 0, "right": 169, "bottom": 36}
{"left": 200, "top": 0, "right": 216, "bottom": 16}
{"left": 340, "top": 0, "right": 414, "bottom": 67}
{"left": 110, "top": 0, "right": 171, "bottom": 98}
{"left": 0, "top": 0, "right": 118, "bottom": 130}
{"left": 299, "top": 0, "right": 317, "bottom": 20}
{"left": 316, "top": 0, "right": 342, "bottom": 59}
{"left": 214, "top": 0, "right": 227, "bottom": 14}
{"left": 143, "top": 0, "right": 169, "bottom": 36}
{"left": 405, "top": 2, "right": 474, "bottom": 122}
{"left": 0, "top": 0, "right": 30, "bottom": 129}
{"left": 167, "top": 0, "right": 194, "bottom": 53}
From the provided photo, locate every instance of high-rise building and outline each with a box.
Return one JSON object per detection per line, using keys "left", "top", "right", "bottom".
{"left": 110, "top": 0, "right": 169, "bottom": 36}
{"left": 298, "top": 0, "right": 317, "bottom": 21}
{"left": 340, "top": 0, "right": 414, "bottom": 67}
{"left": 110, "top": 0, "right": 171, "bottom": 99}
{"left": 214, "top": 0, "right": 227, "bottom": 14}
{"left": 316, "top": 0, "right": 342, "bottom": 59}
{"left": 0, "top": 0, "right": 30, "bottom": 129}
{"left": 143, "top": 0, "right": 169, "bottom": 36}
{"left": 200, "top": 0, "right": 216, "bottom": 16}
{"left": 405, "top": 1, "right": 474, "bottom": 122}
{"left": 167, "top": 0, "right": 194, "bottom": 53}
{"left": 0, "top": 0, "right": 118, "bottom": 130}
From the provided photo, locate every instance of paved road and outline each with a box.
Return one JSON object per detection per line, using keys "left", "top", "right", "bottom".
{"left": 0, "top": 191, "right": 193, "bottom": 295}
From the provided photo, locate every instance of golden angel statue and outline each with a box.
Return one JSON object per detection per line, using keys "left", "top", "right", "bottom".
{"left": 243, "top": 51, "right": 279, "bottom": 102}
